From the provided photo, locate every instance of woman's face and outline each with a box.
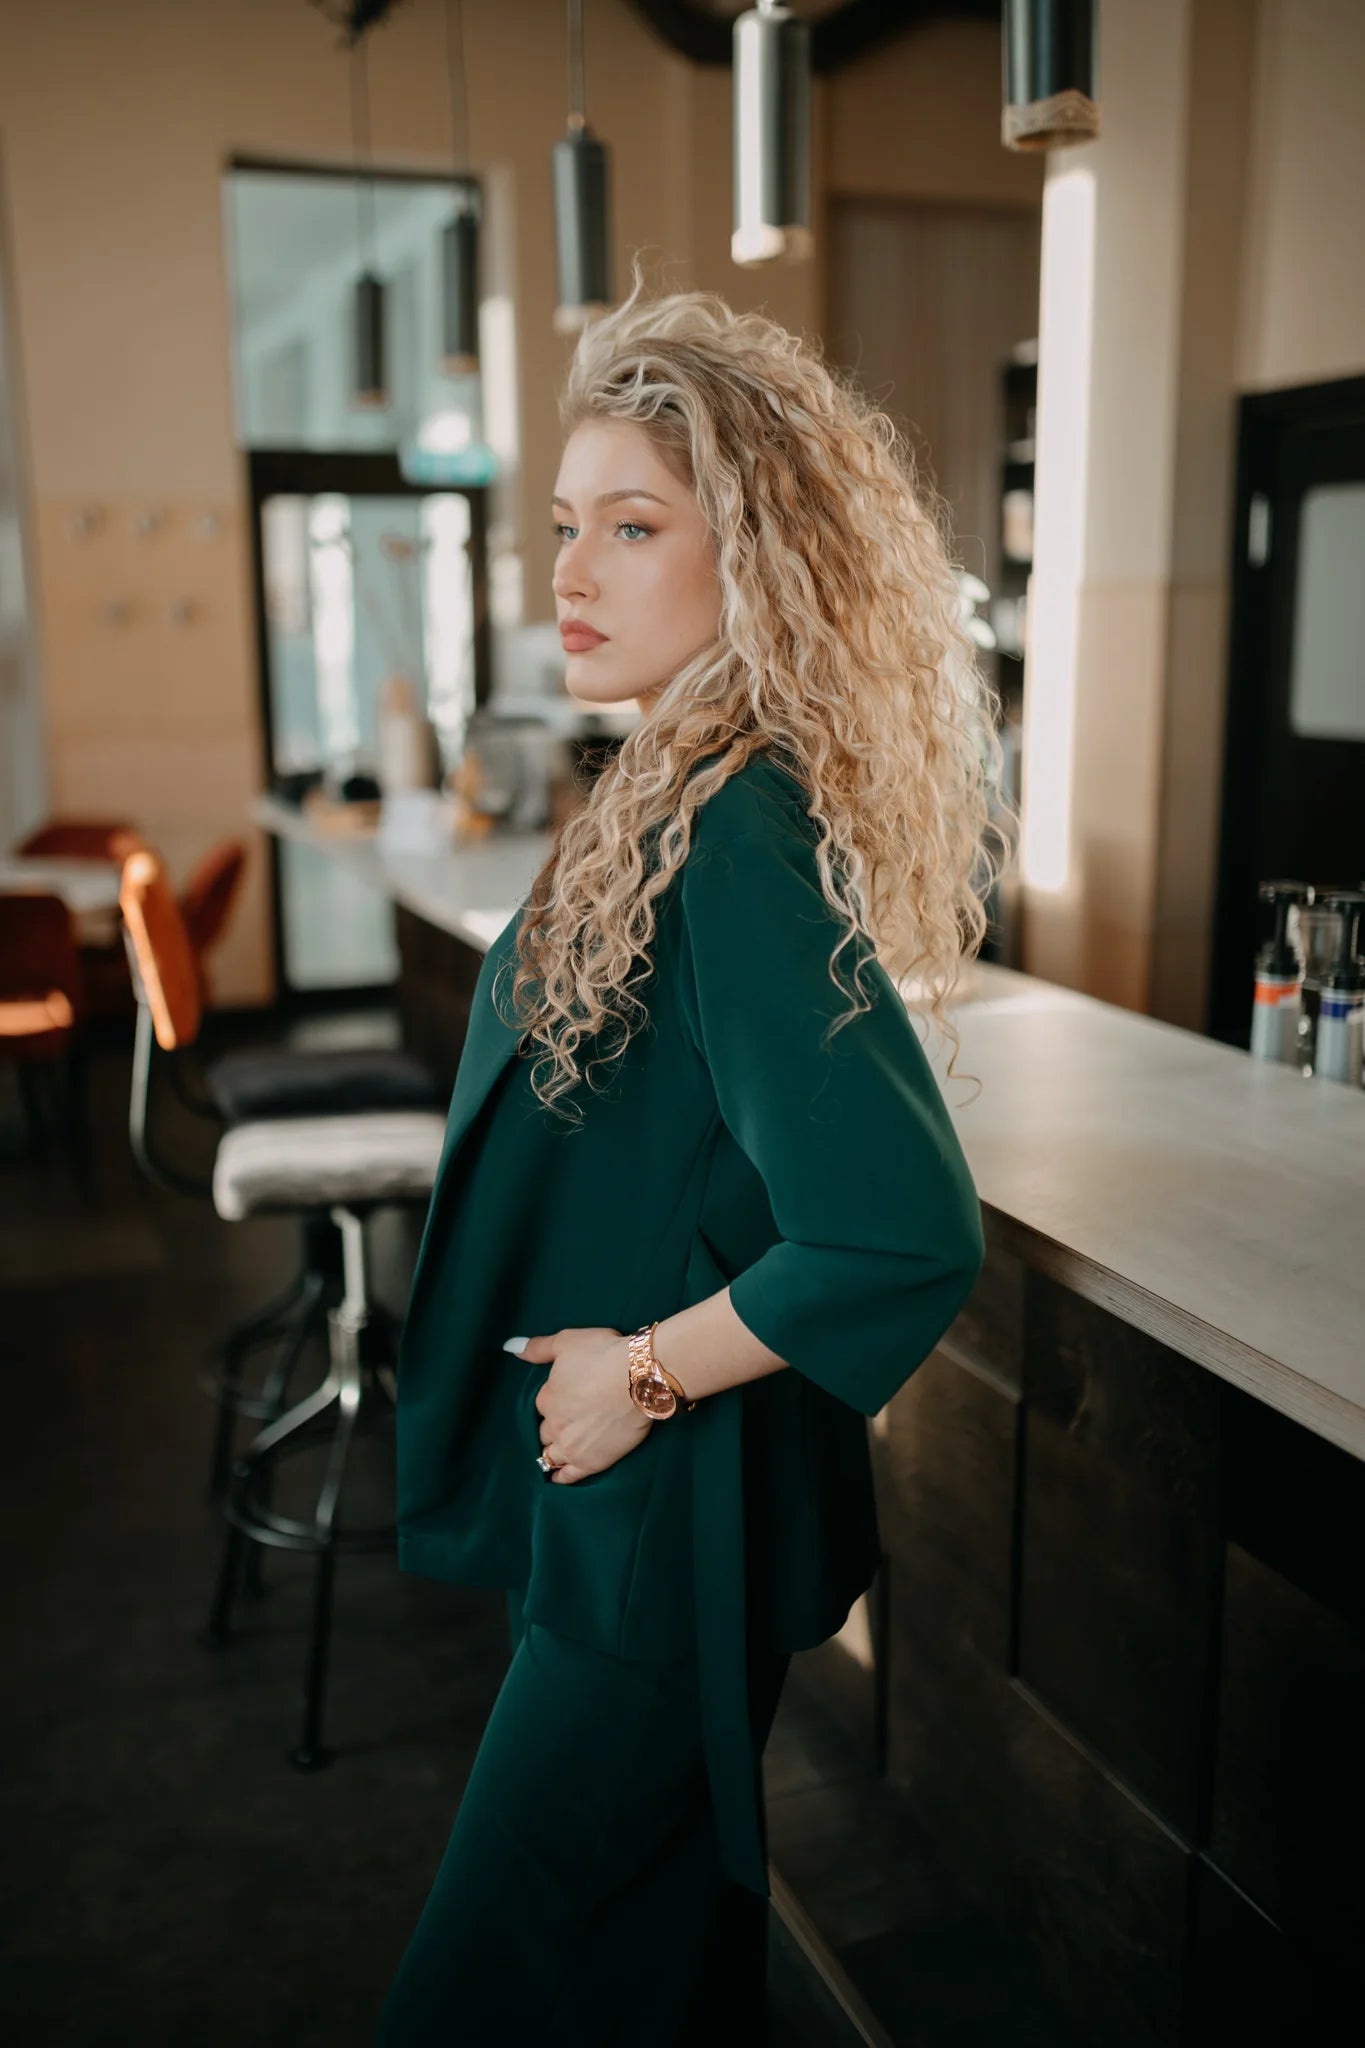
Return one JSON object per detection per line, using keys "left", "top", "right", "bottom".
{"left": 552, "top": 418, "right": 722, "bottom": 714}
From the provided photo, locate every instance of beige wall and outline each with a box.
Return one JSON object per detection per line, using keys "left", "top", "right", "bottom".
{"left": 12, "top": 0, "right": 1352, "bottom": 1024}
{"left": 1239, "top": 0, "right": 1365, "bottom": 391}
{"left": 0, "top": 0, "right": 1020, "bottom": 1006}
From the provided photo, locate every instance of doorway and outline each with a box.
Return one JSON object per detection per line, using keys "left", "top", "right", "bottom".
{"left": 1208, "top": 374, "right": 1365, "bottom": 1045}
{"left": 248, "top": 448, "right": 489, "bottom": 999}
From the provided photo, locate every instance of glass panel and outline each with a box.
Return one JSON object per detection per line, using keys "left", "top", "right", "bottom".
{"left": 1288, "top": 482, "right": 1365, "bottom": 741}
{"left": 261, "top": 489, "right": 475, "bottom": 990}
{"left": 223, "top": 167, "right": 484, "bottom": 458}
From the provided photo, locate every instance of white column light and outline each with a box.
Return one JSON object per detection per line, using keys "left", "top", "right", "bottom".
{"left": 1020, "top": 158, "right": 1096, "bottom": 895}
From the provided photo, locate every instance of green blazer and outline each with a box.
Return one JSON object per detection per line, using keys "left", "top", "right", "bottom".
{"left": 394, "top": 748, "right": 985, "bottom": 1897}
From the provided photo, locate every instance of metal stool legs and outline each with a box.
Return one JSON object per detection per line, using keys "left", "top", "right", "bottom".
{"left": 203, "top": 1203, "right": 398, "bottom": 1769}
{"left": 204, "top": 1213, "right": 343, "bottom": 1502}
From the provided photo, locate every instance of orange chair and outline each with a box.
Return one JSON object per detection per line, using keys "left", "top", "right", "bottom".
{"left": 178, "top": 838, "right": 247, "bottom": 1001}
{"left": 17, "top": 818, "right": 144, "bottom": 863}
{"left": 119, "top": 845, "right": 446, "bottom": 1767}
{"left": 15, "top": 817, "right": 147, "bottom": 1023}
{"left": 0, "top": 890, "right": 89, "bottom": 1175}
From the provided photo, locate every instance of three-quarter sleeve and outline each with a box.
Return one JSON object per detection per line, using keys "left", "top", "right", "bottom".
{"left": 678, "top": 774, "right": 985, "bottom": 1418}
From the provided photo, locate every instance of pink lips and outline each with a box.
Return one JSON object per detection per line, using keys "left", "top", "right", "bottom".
{"left": 560, "top": 621, "right": 608, "bottom": 650}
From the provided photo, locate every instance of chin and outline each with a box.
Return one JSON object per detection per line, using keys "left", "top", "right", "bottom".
{"left": 564, "top": 660, "right": 643, "bottom": 709}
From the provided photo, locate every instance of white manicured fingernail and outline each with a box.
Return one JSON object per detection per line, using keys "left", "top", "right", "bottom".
{"left": 502, "top": 1336, "right": 530, "bottom": 1355}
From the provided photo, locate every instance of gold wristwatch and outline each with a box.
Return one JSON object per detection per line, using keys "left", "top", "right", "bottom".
{"left": 626, "top": 1321, "right": 697, "bottom": 1420}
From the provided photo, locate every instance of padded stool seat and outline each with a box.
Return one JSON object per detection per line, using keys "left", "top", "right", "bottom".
{"left": 207, "top": 1046, "right": 443, "bottom": 1125}
{"left": 213, "top": 1110, "right": 447, "bottom": 1222}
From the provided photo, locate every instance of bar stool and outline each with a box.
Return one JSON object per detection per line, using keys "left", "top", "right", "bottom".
{"left": 205, "top": 1120, "right": 442, "bottom": 1766}
{"left": 119, "top": 850, "right": 447, "bottom": 1762}
{"left": 118, "top": 848, "right": 444, "bottom": 1499}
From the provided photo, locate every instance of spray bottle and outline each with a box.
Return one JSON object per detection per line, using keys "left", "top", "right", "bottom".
{"left": 1250, "top": 881, "right": 1309, "bottom": 1066}
{"left": 1314, "top": 891, "right": 1365, "bottom": 1088}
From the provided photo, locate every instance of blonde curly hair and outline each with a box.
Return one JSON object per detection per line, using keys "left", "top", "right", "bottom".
{"left": 495, "top": 258, "right": 1013, "bottom": 1126}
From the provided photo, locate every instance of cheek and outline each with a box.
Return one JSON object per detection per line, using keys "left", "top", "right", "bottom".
{"left": 640, "top": 548, "right": 720, "bottom": 639}
{"left": 608, "top": 543, "right": 720, "bottom": 668}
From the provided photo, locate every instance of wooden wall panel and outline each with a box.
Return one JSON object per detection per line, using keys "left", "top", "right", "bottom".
{"left": 1018, "top": 1274, "right": 1224, "bottom": 1833}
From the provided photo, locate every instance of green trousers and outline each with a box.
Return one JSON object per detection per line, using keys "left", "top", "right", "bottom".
{"left": 375, "top": 1588, "right": 791, "bottom": 2046}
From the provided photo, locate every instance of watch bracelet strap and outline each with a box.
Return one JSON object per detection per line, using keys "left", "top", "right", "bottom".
{"left": 628, "top": 1320, "right": 698, "bottom": 1411}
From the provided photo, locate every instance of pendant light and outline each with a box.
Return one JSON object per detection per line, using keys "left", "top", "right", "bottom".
{"left": 440, "top": 0, "right": 480, "bottom": 374}
{"left": 551, "top": 0, "right": 613, "bottom": 335}
{"left": 350, "top": 35, "right": 386, "bottom": 408}
{"left": 731, "top": 0, "right": 813, "bottom": 269}
{"left": 1002, "top": 0, "right": 1100, "bottom": 151}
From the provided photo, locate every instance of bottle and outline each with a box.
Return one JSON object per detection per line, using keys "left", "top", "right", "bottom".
{"left": 1293, "top": 896, "right": 1344, "bottom": 1075}
{"left": 1250, "top": 881, "right": 1308, "bottom": 1067}
{"left": 1314, "top": 891, "right": 1365, "bottom": 1088}
{"left": 376, "top": 673, "right": 437, "bottom": 796}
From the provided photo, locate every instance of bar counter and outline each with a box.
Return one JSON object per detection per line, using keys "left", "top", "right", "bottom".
{"left": 254, "top": 789, "right": 1365, "bottom": 1455}
{"left": 255, "top": 791, "right": 1365, "bottom": 2040}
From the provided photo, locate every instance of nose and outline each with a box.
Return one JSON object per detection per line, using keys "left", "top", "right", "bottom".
{"left": 552, "top": 529, "right": 599, "bottom": 605}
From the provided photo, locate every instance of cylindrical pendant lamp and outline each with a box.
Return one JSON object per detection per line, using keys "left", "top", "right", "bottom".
{"left": 440, "top": 0, "right": 480, "bottom": 375}
{"left": 353, "top": 270, "right": 386, "bottom": 408}
{"left": 552, "top": 119, "right": 613, "bottom": 334}
{"left": 441, "top": 208, "right": 480, "bottom": 374}
{"left": 1002, "top": 0, "right": 1100, "bottom": 151}
{"left": 731, "top": 0, "right": 813, "bottom": 269}
{"left": 348, "top": 38, "right": 387, "bottom": 408}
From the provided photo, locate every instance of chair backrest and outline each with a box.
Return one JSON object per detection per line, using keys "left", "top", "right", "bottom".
{"left": 119, "top": 849, "right": 202, "bottom": 1050}
{"left": 18, "top": 819, "right": 144, "bottom": 863}
{"left": 0, "top": 891, "right": 84, "bottom": 1022}
{"left": 179, "top": 838, "right": 247, "bottom": 960}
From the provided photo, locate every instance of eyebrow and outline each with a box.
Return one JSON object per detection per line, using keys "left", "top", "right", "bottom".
{"left": 551, "top": 488, "right": 669, "bottom": 510}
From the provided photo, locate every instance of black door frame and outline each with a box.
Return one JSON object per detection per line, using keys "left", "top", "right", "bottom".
{"left": 1208, "top": 373, "right": 1365, "bottom": 1046}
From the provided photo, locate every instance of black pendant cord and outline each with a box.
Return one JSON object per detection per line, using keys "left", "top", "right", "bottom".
{"left": 350, "top": 36, "right": 378, "bottom": 273}
{"left": 444, "top": 0, "right": 468, "bottom": 180}
{"left": 567, "top": 0, "right": 587, "bottom": 130}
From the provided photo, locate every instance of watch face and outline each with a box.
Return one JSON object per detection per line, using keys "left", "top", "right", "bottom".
{"left": 637, "top": 1379, "right": 677, "bottom": 1420}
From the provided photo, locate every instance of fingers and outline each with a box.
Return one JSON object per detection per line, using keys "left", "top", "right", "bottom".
{"left": 503, "top": 1332, "right": 557, "bottom": 1362}
{"left": 550, "top": 1465, "right": 584, "bottom": 1485}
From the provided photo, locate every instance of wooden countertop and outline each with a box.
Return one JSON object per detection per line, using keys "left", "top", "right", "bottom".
{"left": 254, "top": 792, "right": 1365, "bottom": 1462}
{"left": 926, "top": 965, "right": 1365, "bottom": 1463}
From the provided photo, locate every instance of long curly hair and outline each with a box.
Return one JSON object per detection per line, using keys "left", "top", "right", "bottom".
{"left": 495, "top": 258, "right": 1013, "bottom": 1127}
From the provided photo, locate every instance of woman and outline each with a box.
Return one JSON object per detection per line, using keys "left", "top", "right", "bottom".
{"left": 377, "top": 263, "right": 1007, "bottom": 2045}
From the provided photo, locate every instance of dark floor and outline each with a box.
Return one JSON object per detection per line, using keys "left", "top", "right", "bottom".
{"left": 1, "top": 1013, "right": 1083, "bottom": 2047}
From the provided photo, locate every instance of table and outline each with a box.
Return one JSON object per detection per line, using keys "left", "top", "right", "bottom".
{"left": 0, "top": 856, "right": 123, "bottom": 944}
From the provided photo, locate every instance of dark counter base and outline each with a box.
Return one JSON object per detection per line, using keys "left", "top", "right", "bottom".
{"left": 394, "top": 904, "right": 485, "bottom": 1092}
{"left": 865, "top": 1226, "right": 1365, "bottom": 2045}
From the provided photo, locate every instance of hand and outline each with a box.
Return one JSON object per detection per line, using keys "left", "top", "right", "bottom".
{"left": 503, "top": 1326, "right": 652, "bottom": 1485}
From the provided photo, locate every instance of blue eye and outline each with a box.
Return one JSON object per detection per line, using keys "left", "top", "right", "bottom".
{"left": 551, "top": 520, "right": 654, "bottom": 543}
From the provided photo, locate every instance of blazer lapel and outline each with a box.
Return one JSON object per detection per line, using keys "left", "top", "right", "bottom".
{"left": 438, "top": 910, "right": 528, "bottom": 1168}
{"left": 402, "top": 906, "right": 528, "bottom": 1330}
